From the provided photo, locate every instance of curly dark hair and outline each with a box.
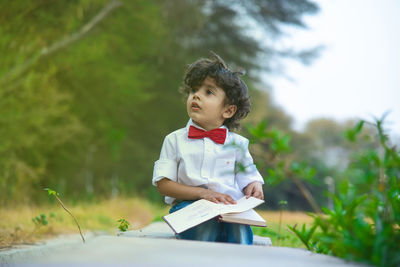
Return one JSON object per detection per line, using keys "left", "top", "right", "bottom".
{"left": 180, "top": 52, "right": 251, "bottom": 130}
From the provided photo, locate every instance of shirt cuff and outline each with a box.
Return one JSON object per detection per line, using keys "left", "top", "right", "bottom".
{"left": 152, "top": 159, "right": 178, "bottom": 186}
{"left": 236, "top": 164, "right": 264, "bottom": 192}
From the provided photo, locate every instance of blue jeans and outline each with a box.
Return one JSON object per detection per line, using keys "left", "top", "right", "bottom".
{"left": 169, "top": 200, "right": 253, "bottom": 245}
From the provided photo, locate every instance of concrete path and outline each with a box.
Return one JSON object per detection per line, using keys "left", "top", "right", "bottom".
{"left": 0, "top": 222, "right": 368, "bottom": 266}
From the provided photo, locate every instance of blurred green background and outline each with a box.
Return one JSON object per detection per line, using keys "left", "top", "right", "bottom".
{"left": 0, "top": 0, "right": 384, "bottom": 209}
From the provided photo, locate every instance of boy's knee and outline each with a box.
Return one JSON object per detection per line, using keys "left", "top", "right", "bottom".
{"left": 178, "top": 219, "right": 220, "bottom": 242}
{"left": 225, "top": 223, "right": 253, "bottom": 245}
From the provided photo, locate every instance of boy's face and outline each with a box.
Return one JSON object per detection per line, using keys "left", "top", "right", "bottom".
{"left": 187, "top": 76, "right": 237, "bottom": 131}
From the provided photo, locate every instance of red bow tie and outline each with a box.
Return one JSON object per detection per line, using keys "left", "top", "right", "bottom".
{"left": 188, "top": 125, "right": 227, "bottom": 144}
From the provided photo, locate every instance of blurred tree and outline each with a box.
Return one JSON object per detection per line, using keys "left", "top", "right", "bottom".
{"left": 273, "top": 118, "right": 380, "bottom": 210}
{"left": 0, "top": 0, "right": 322, "bottom": 205}
{"left": 243, "top": 88, "right": 293, "bottom": 131}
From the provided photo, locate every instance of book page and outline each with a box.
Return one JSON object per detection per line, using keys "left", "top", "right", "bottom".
{"left": 163, "top": 199, "right": 221, "bottom": 234}
{"left": 163, "top": 197, "right": 264, "bottom": 234}
{"left": 222, "top": 209, "right": 265, "bottom": 222}
{"left": 220, "top": 196, "right": 264, "bottom": 214}
{"left": 220, "top": 209, "right": 266, "bottom": 227}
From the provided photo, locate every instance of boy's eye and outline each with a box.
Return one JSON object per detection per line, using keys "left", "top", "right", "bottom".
{"left": 206, "top": 89, "right": 214, "bottom": 95}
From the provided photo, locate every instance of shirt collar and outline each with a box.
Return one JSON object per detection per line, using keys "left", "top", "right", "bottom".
{"left": 185, "top": 119, "right": 229, "bottom": 133}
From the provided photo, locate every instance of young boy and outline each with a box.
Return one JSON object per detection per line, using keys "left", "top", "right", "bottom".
{"left": 152, "top": 53, "right": 264, "bottom": 245}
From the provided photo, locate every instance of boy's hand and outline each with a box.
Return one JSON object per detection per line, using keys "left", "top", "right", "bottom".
{"left": 243, "top": 182, "right": 264, "bottom": 200}
{"left": 200, "top": 189, "right": 236, "bottom": 205}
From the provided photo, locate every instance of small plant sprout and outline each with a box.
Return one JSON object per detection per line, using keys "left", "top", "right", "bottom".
{"left": 117, "top": 218, "right": 130, "bottom": 232}
{"left": 44, "top": 188, "right": 85, "bottom": 243}
{"left": 277, "top": 200, "right": 287, "bottom": 246}
{"left": 32, "top": 214, "right": 48, "bottom": 227}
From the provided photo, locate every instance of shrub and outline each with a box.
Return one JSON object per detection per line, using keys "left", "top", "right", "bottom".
{"left": 290, "top": 117, "right": 400, "bottom": 267}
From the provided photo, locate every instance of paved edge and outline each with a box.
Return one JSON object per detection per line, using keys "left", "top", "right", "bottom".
{"left": 118, "top": 221, "right": 273, "bottom": 246}
{"left": 0, "top": 222, "right": 368, "bottom": 267}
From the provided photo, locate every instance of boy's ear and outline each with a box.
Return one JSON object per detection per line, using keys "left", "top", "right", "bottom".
{"left": 223, "top": 105, "right": 237, "bottom": 119}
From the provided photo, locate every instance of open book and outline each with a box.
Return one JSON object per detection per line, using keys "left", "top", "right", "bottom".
{"left": 163, "top": 196, "right": 266, "bottom": 234}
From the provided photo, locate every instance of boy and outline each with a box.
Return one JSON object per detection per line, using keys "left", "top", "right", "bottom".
{"left": 152, "top": 53, "right": 264, "bottom": 245}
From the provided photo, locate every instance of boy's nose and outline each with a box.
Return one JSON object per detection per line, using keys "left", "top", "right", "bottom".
{"left": 192, "top": 92, "right": 200, "bottom": 100}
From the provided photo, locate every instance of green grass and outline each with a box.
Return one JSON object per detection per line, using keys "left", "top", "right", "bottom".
{"left": 253, "top": 210, "right": 314, "bottom": 248}
{"left": 0, "top": 197, "right": 168, "bottom": 248}
{"left": 252, "top": 222, "right": 308, "bottom": 248}
{"left": 153, "top": 209, "right": 313, "bottom": 248}
{"left": 1, "top": 197, "right": 313, "bottom": 249}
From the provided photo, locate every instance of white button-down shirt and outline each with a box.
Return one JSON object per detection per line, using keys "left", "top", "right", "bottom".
{"left": 152, "top": 119, "right": 264, "bottom": 205}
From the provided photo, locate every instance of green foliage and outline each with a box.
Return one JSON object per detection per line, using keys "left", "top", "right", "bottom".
{"left": 345, "top": 120, "right": 365, "bottom": 142}
{"left": 287, "top": 223, "right": 317, "bottom": 251}
{"left": 32, "top": 214, "right": 48, "bottom": 227}
{"left": 248, "top": 120, "right": 291, "bottom": 153}
{"left": 279, "top": 200, "right": 288, "bottom": 206}
{"left": 247, "top": 121, "right": 313, "bottom": 184}
{"left": 0, "top": 0, "right": 319, "bottom": 205}
{"left": 44, "top": 188, "right": 59, "bottom": 196}
{"left": 290, "top": 117, "right": 400, "bottom": 267}
{"left": 31, "top": 211, "right": 56, "bottom": 227}
{"left": 117, "top": 218, "right": 130, "bottom": 232}
{"left": 246, "top": 121, "right": 321, "bottom": 212}
{"left": 252, "top": 225, "right": 307, "bottom": 248}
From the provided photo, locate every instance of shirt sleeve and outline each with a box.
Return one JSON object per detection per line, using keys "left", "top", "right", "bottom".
{"left": 152, "top": 133, "right": 178, "bottom": 186}
{"left": 235, "top": 137, "right": 264, "bottom": 192}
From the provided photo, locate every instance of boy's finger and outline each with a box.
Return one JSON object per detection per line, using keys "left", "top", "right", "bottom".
{"left": 220, "top": 196, "right": 229, "bottom": 204}
{"left": 249, "top": 185, "right": 256, "bottom": 197}
{"left": 254, "top": 192, "right": 262, "bottom": 199}
{"left": 220, "top": 196, "right": 228, "bottom": 204}
{"left": 228, "top": 196, "right": 236, "bottom": 204}
{"left": 224, "top": 195, "right": 231, "bottom": 204}
{"left": 244, "top": 188, "right": 249, "bottom": 198}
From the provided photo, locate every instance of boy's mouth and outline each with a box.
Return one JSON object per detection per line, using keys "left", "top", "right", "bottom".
{"left": 191, "top": 102, "right": 200, "bottom": 110}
